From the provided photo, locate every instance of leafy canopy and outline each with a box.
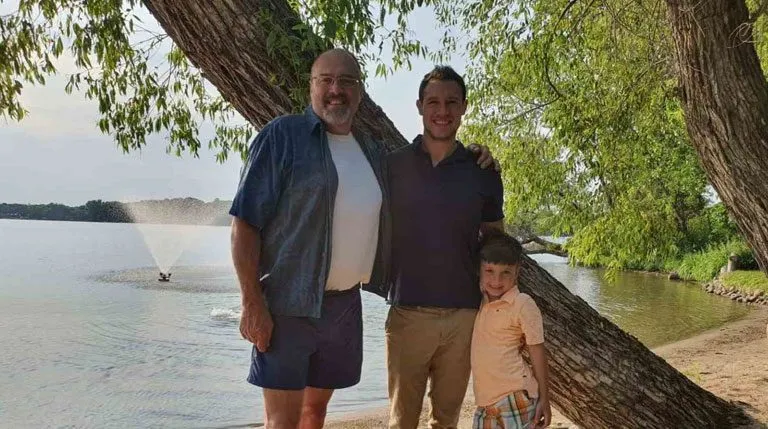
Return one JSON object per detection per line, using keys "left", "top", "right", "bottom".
{"left": 0, "top": 0, "right": 445, "bottom": 160}
{"left": 299, "top": 0, "right": 763, "bottom": 269}
{"left": 3, "top": 0, "right": 765, "bottom": 269}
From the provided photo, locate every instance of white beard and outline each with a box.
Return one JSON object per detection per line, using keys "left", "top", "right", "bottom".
{"left": 320, "top": 105, "right": 354, "bottom": 125}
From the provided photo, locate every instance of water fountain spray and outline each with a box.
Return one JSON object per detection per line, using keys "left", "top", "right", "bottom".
{"left": 124, "top": 198, "right": 225, "bottom": 280}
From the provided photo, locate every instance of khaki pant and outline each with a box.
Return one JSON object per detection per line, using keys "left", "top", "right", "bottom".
{"left": 386, "top": 305, "right": 477, "bottom": 429}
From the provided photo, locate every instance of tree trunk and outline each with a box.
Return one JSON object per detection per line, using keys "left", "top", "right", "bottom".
{"left": 141, "top": 0, "right": 750, "bottom": 427}
{"left": 140, "top": 0, "right": 406, "bottom": 148}
{"left": 666, "top": 0, "right": 768, "bottom": 274}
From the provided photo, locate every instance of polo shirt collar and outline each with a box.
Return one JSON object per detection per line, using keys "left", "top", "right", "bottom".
{"left": 412, "top": 134, "right": 471, "bottom": 165}
{"left": 500, "top": 287, "right": 521, "bottom": 304}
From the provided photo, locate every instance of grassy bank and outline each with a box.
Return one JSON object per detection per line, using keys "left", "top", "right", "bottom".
{"left": 667, "top": 239, "right": 756, "bottom": 282}
{"left": 661, "top": 239, "right": 767, "bottom": 303}
{"left": 720, "top": 271, "right": 768, "bottom": 294}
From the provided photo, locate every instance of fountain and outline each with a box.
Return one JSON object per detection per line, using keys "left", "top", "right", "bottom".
{"left": 130, "top": 222, "right": 207, "bottom": 278}
{"left": 124, "top": 198, "right": 228, "bottom": 280}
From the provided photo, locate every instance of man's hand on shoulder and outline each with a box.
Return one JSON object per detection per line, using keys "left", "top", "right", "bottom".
{"left": 467, "top": 143, "right": 502, "bottom": 172}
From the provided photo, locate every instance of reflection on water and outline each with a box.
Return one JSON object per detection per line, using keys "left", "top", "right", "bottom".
{"left": 0, "top": 220, "right": 752, "bottom": 428}
{"left": 540, "top": 262, "right": 750, "bottom": 346}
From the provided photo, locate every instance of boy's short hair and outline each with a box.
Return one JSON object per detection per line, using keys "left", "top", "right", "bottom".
{"left": 418, "top": 66, "right": 467, "bottom": 101}
{"left": 480, "top": 230, "right": 524, "bottom": 266}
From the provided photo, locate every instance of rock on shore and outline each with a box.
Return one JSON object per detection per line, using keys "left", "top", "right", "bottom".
{"left": 703, "top": 281, "right": 768, "bottom": 306}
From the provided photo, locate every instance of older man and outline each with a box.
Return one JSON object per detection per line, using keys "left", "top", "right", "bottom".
{"left": 230, "top": 49, "right": 494, "bottom": 429}
{"left": 230, "top": 48, "right": 387, "bottom": 429}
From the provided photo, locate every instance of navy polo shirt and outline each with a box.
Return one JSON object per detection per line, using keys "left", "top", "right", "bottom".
{"left": 388, "top": 135, "right": 504, "bottom": 309}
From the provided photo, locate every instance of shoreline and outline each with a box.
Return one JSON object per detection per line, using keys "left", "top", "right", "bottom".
{"left": 326, "top": 307, "right": 768, "bottom": 428}
{"left": 703, "top": 279, "right": 768, "bottom": 306}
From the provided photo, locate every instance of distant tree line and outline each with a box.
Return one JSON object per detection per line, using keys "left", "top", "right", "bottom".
{"left": 0, "top": 198, "right": 232, "bottom": 226}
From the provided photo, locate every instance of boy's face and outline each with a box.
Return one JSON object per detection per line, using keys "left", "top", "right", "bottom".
{"left": 480, "top": 261, "right": 520, "bottom": 299}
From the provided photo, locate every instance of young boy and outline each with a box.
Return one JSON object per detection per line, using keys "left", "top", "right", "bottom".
{"left": 471, "top": 231, "right": 551, "bottom": 429}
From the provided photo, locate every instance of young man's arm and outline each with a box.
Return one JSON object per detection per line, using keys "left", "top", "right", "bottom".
{"left": 528, "top": 343, "right": 551, "bottom": 428}
{"left": 231, "top": 218, "right": 272, "bottom": 352}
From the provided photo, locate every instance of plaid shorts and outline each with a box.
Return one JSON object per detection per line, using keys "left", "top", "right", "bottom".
{"left": 473, "top": 390, "right": 538, "bottom": 429}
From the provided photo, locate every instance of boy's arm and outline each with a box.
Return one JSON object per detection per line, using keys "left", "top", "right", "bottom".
{"left": 528, "top": 343, "right": 551, "bottom": 428}
{"left": 519, "top": 296, "right": 549, "bottom": 428}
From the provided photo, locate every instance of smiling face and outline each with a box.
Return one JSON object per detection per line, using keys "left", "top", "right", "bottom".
{"left": 480, "top": 261, "right": 520, "bottom": 300}
{"left": 416, "top": 79, "right": 467, "bottom": 142}
{"left": 310, "top": 50, "right": 362, "bottom": 134}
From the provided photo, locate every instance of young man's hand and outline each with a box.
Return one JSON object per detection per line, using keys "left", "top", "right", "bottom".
{"left": 467, "top": 143, "right": 502, "bottom": 172}
{"left": 240, "top": 298, "right": 273, "bottom": 352}
{"left": 533, "top": 396, "right": 551, "bottom": 428}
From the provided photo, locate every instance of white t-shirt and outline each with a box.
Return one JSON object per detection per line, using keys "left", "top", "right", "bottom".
{"left": 325, "top": 132, "right": 382, "bottom": 291}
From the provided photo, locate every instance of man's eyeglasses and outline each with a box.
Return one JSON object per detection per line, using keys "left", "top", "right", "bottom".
{"left": 311, "top": 75, "right": 361, "bottom": 88}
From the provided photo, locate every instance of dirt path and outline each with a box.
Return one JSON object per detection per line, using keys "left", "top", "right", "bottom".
{"left": 651, "top": 307, "right": 768, "bottom": 428}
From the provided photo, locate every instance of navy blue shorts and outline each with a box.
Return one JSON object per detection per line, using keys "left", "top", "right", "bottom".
{"left": 247, "top": 287, "right": 363, "bottom": 390}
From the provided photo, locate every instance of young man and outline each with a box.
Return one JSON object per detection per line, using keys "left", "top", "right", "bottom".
{"left": 472, "top": 231, "right": 551, "bottom": 429}
{"left": 386, "top": 66, "right": 505, "bottom": 428}
{"left": 230, "top": 51, "right": 495, "bottom": 429}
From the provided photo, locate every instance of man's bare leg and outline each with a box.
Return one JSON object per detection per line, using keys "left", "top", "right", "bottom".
{"left": 299, "top": 387, "right": 334, "bottom": 429}
{"left": 264, "top": 388, "right": 304, "bottom": 429}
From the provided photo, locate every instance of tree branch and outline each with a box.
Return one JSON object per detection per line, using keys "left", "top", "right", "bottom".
{"left": 542, "top": 0, "right": 580, "bottom": 100}
{"left": 519, "top": 235, "right": 569, "bottom": 257}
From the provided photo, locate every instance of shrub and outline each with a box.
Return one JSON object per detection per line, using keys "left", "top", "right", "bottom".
{"left": 679, "top": 203, "right": 740, "bottom": 253}
{"left": 673, "top": 239, "right": 754, "bottom": 282}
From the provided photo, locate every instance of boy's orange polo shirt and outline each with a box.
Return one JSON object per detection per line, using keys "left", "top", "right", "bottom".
{"left": 471, "top": 287, "right": 544, "bottom": 406}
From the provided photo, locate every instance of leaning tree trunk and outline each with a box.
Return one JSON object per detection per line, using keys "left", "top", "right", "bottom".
{"left": 141, "top": 0, "right": 750, "bottom": 427}
{"left": 666, "top": 0, "right": 768, "bottom": 274}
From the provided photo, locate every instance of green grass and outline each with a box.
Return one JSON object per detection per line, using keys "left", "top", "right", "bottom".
{"left": 670, "top": 239, "right": 754, "bottom": 282}
{"left": 720, "top": 270, "right": 768, "bottom": 294}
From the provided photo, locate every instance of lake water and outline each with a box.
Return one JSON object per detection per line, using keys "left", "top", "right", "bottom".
{"left": 0, "top": 220, "right": 751, "bottom": 428}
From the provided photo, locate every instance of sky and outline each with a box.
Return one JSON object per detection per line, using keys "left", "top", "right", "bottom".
{"left": 0, "top": 5, "right": 466, "bottom": 206}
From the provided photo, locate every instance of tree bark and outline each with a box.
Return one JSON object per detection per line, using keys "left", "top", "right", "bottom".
{"left": 666, "top": 0, "right": 768, "bottom": 274}
{"left": 141, "top": 0, "right": 751, "bottom": 427}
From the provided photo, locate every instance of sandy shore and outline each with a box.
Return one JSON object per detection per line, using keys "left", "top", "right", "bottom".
{"left": 326, "top": 307, "right": 768, "bottom": 428}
